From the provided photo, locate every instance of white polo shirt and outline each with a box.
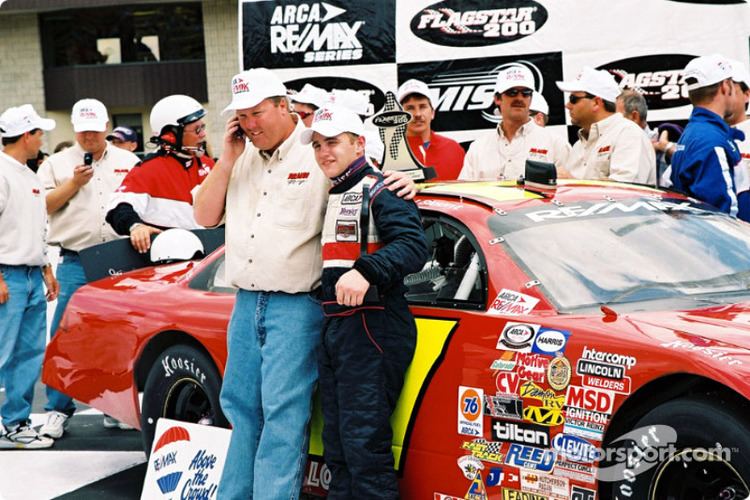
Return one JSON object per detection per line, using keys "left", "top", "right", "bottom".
{"left": 566, "top": 113, "right": 656, "bottom": 184}
{"left": 0, "top": 152, "right": 48, "bottom": 266}
{"left": 459, "top": 120, "right": 570, "bottom": 181}
{"left": 37, "top": 142, "right": 139, "bottom": 252}
{"left": 735, "top": 119, "right": 750, "bottom": 174}
{"left": 223, "top": 119, "right": 329, "bottom": 293}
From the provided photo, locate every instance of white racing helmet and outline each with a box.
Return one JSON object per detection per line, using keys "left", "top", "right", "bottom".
{"left": 149, "top": 228, "right": 205, "bottom": 264}
{"left": 149, "top": 95, "right": 206, "bottom": 153}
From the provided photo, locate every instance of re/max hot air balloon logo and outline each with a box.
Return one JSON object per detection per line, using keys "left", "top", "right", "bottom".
{"left": 152, "top": 426, "right": 191, "bottom": 494}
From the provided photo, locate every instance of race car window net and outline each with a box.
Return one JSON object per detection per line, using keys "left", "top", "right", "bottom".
{"left": 490, "top": 197, "right": 750, "bottom": 312}
{"left": 404, "top": 214, "right": 487, "bottom": 310}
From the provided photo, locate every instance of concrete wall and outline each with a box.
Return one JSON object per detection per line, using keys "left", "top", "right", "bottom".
{"left": 202, "top": 0, "right": 239, "bottom": 158}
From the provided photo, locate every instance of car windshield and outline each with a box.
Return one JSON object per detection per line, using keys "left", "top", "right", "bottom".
{"left": 491, "top": 197, "right": 750, "bottom": 311}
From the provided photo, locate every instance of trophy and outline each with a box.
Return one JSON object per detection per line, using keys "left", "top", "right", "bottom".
{"left": 371, "top": 91, "right": 436, "bottom": 182}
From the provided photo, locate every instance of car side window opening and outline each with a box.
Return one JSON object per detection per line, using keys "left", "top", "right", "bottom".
{"left": 189, "top": 254, "right": 237, "bottom": 294}
{"left": 405, "top": 216, "right": 487, "bottom": 308}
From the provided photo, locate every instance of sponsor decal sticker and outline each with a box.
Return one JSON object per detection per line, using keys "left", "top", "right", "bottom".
{"left": 302, "top": 457, "right": 331, "bottom": 494}
{"left": 520, "top": 470, "right": 570, "bottom": 499}
{"left": 416, "top": 199, "right": 463, "bottom": 211}
{"left": 490, "top": 352, "right": 517, "bottom": 371}
{"left": 519, "top": 380, "right": 564, "bottom": 409}
{"left": 465, "top": 470, "right": 488, "bottom": 500}
{"left": 491, "top": 419, "right": 550, "bottom": 447}
{"left": 484, "top": 394, "right": 524, "bottom": 420}
{"left": 457, "top": 454, "right": 484, "bottom": 480}
{"left": 515, "top": 352, "right": 550, "bottom": 383}
{"left": 462, "top": 439, "right": 505, "bottom": 463}
{"left": 563, "top": 407, "right": 608, "bottom": 441}
{"left": 502, "top": 489, "right": 547, "bottom": 500}
{"left": 582, "top": 374, "right": 631, "bottom": 394}
{"left": 576, "top": 358, "right": 625, "bottom": 380}
{"left": 458, "top": 386, "right": 484, "bottom": 436}
{"left": 570, "top": 485, "right": 597, "bottom": 500}
{"left": 555, "top": 457, "right": 597, "bottom": 483}
{"left": 547, "top": 354, "right": 572, "bottom": 391}
{"left": 434, "top": 494, "right": 463, "bottom": 500}
{"left": 495, "top": 371, "right": 521, "bottom": 395}
{"left": 410, "top": 0, "right": 549, "bottom": 47}
{"left": 504, "top": 443, "right": 556, "bottom": 472}
{"left": 565, "top": 385, "right": 616, "bottom": 415}
{"left": 552, "top": 433, "right": 602, "bottom": 464}
{"left": 525, "top": 200, "right": 706, "bottom": 223}
{"left": 522, "top": 404, "right": 564, "bottom": 427}
{"left": 661, "top": 339, "right": 743, "bottom": 366}
{"left": 531, "top": 329, "right": 570, "bottom": 355}
{"left": 496, "top": 322, "right": 540, "bottom": 351}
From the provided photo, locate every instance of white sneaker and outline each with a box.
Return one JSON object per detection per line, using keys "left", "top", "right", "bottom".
{"left": 0, "top": 424, "right": 54, "bottom": 449}
{"left": 103, "top": 415, "right": 134, "bottom": 430}
{"left": 39, "top": 411, "right": 70, "bottom": 439}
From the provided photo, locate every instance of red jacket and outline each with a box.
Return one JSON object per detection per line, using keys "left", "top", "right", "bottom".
{"left": 407, "top": 131, "right": 465, "bottom": 181}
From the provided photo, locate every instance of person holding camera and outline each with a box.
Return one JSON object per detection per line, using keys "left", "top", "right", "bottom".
{"left": 106, "top": 95, "right": 214, "bottom": 254}
{"left": 36, "top": 98, "right": 140, "bottom": 438}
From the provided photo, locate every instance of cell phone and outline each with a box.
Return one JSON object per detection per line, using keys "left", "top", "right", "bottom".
{"left": 234, "top": 127, "right": 246, "bottom": 140}
{"left": 83, "top": 152, "right": 93, "bottom": 166}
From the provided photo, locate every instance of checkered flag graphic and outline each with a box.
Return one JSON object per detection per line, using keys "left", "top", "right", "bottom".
{"left": 484, "top": 441, "right": 503, "bottom": 455}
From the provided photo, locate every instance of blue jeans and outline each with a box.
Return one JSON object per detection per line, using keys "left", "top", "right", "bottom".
{"left": 0, "top": 265, "right": 47, "bottom": 427}
{"left": 218, "top": 289, "right": 323, "bottom": 500}
{"left": 44, "top": 253, "right": 85, "bottom": 415}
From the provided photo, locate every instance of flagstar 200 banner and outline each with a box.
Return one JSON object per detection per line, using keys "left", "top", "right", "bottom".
{"left": 241, "top": 0, "right": 750, "bottom": 144}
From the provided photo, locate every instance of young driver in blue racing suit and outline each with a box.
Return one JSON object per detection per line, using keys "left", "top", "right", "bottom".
{"left": 301, "top": 105, "right": 428, "bottom": 498}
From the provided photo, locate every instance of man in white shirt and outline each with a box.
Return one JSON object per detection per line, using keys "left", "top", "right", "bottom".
{"left": 460, "top": 65, "right": 569, "bottom": 180}
{"left": 0, "top": 104, "right": 59, "bottom": 449}
{"left": 37, "top": 99, "right": 140, "bottom": 438}
{"left": 728, "top": 60, "right": 750, "bottom": 178}
{"left": 557, "top": 67, "right": 656, "bottom": 184}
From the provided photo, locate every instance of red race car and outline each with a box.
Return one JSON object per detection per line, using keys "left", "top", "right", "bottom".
{"left": 44, "top": 180, "right": 750, "bottom": 499}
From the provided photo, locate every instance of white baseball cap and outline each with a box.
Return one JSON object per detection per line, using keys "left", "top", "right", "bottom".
{"left": 682, "top": 54, "right": 734, "bottom": 91}
{"left": 223, "top": 68, "right": 287, "bottom": 113}
{"left": 556, "top": 67, "right": 620, "bottom": 103}
{"left": 363, "top": 127, "right": 384, "bottom": 165}
{"left": 729, "top": 58, "right": 750, "bottom": 88}
{"left": 397, "top": 79, "right": 435, "bottom": 108}
{"left": 495, "top": 65, "right": 535, "bottom": 94}
{"left": 0, "top": 104, "right": 55, "bottom": 138}
{"left": 300, "top": 105, "right": 365, "bottom": 145}
{"left": 71, "top": 98, "right": 108, "bottom": 132}
{"left": 290, "top": 83, "right": 328, "bottom": 108}
{"left": 530, "top": 91, "right": 549, "bottom": 115}
{"left": 329, "top": 89, "right": 370, "bottom": 116}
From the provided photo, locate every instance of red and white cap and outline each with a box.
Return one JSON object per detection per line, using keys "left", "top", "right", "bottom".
{"left": 223, "top": 68, "right": 287, "bottom": 113}
{"left": 397, "top": 79, "right": 435, "bottom": 108}
{"left": 71, "top": 98, "right": 108, "bottom": 132}
{"left": 290, "top": 83, "right": 329, "bottom": 108}
{"left": 0, "top": 104, "right": 55, "bottom": 138}
{"left": 300, "top": 105, "right": 364, "bottom": 145}
{"left": 682, "top": 54, "right": 734, "bottom": 91}
{"left": 495, "top": 65, "right": 535, "bottom": 94}
{"left": 556, "top": 67, "right": 620, "bottom": 103}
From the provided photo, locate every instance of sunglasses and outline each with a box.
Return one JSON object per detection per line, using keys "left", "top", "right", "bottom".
{"left": 569, "top": 94, "right": 596, "bottom": 105}
{"left": 503, "top": 88, "right": 533, "bottom": 98}
{"left": 185, "top": 124, "right": 206, "bottom": 135}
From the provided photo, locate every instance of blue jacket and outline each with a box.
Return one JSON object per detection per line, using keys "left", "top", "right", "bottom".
{"left": 670, "top": 107, "right": 748, "bottom": 220}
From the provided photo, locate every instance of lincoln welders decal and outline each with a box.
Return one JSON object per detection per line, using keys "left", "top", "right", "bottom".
{"left": 242, "top": 0, "right": 395, "bottom": 69}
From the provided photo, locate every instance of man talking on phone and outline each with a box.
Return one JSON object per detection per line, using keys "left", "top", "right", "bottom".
{"left": 194, "top": 68, "right": 416, "bottom": 499}
{"left": 36, "top": 98, "right": 140, "bottom": 438}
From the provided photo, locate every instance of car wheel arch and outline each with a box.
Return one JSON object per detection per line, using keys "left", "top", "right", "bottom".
{"left": 134, "top": 330, "right": 220, "bottom": 393}
{"left": 604, "top": 373, "right": 749, "bottom": 444}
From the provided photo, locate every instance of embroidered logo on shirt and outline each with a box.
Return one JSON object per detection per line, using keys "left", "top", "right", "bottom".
{"left": 287, "top": 171, "right": 310, "bottom": 185}
{"left": 32, "top": 188, "right": 40, "bottom": 195}
{"left": 339, "top": 206, "right": 359, "bottom": 217}
{"left": 114, "top": 169, "right": 129, "bottom": 174}
{"left": 597, "top": 145, "right": 611, "bottom": 155}
{"left": 341, "top": 192, "right": 363, "bottom": 204}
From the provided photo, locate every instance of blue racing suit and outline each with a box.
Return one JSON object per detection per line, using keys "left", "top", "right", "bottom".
{"left": 670, "top": 107, "right": 749, "bottom": 220}
{"left": 317, "top": 156, "right": 428, "bottom": 499}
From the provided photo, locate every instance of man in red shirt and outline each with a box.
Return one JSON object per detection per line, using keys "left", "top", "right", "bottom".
{"left": 397, "top": 79, "right": 465, "bottom": 180}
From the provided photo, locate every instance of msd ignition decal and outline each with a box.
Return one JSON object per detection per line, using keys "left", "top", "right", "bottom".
{"left": 598, "top": 54, "right": 697, "bottom": 110}
{"left": 398, "top": 52, "right": 564, "bottom": 131}
{"left": 458, "top": 386, "right": 484, "bottom": 436}
{"left": 496, "top": 322, "right": 540, "bottom": 351}
{"left": 409, "top": 0, "right": 548, "bottom": 47}
{"left": 241, "top": 0, "right": 395, "bottom": 69}
{"left": 285, "top": 76, "right": 385, "bottom": 117}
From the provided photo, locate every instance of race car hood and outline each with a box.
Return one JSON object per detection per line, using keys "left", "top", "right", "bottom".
{"left": 626, "top": 302, "right": 750, "bottom": 351}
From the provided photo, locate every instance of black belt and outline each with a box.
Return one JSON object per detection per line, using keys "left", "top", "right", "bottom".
{"left": 59, "top": 248, "right": 79, "bottom": 257}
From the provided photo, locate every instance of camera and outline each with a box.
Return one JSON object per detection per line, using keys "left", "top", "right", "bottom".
{"left": 83, "top": 152, "right": 93, "bottom": 166}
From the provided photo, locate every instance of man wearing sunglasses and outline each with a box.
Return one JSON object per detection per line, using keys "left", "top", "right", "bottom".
{"left": 106, "top": 94, "right": 215, "bottom": 254}
{"left": 557, "top": 67, "right": 655, "bottom": 184}
{"left": 670, "top": 55, "right": 749, "bottom": 221}
{"left": 459, "top": 65, "right": 569, "bottom": 180}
